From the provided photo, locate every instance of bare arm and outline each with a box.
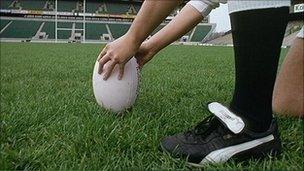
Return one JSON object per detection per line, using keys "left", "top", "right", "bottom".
{"left": 98, "top": 0, "right": 182, "bottom": 80}
{"left": 127, "top": 0, "right": 183, "bottom": 46}
{"left": 147, "top": 4, "right": 203, "bottom": 53}
{"left": 135, "top": 4, "right": 204, "bottom": 67}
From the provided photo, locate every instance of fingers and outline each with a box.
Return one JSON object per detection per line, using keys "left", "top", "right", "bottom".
{"left": 103, "top": 60, "right": 117, "bottom": 80}
{"left": 98, "top": 55, "right": 110, "bottom": 74}
{"left": 97, "top": 45, "right": 127, "bottom": 80}
{"left": 97, "top": 47, "right": 107, "bottom": 61}
{"left": 97, "top": 47, "right": 109, "bottom": 74}
{"left": 118, "top": 64, "right": 125, "bottom": 80}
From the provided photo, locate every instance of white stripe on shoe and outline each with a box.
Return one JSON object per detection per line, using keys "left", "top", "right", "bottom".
{"left": 192, "top": 134, "right": 275, "bottom": 165}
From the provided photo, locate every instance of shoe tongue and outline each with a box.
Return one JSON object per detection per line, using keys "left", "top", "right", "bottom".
{"left": 208, "top": 102, "right": 245, "bottom": 134}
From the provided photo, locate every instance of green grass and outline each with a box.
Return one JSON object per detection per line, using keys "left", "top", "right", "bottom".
{"left": 0, "top": 43, "right": 302, "bottom": 170}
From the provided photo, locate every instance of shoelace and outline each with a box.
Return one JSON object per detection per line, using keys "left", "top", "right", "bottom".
{"left": 185, "top": 115, "right": 219, "bottom": 139}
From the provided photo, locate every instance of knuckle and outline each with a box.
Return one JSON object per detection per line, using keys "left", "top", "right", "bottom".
{"left": 99, "top": 58, "right": 105, "bottom": 63}
{"left": 112, "top": 57, "right": 120, "bottom": 63}
{"left": 107, "top": 51, "right": 114, "bottom": 57}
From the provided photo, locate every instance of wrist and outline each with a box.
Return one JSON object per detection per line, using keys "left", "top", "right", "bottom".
{"left": 145, "top": 38, "right": 162, "bottom": 55}
{"left": 124, "top": 32, "right": 143, "bottom": 49}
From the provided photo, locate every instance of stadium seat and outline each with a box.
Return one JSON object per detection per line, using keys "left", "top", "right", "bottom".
{"left": 57, "top": 22, "right": 72, "bottom": 28}
{"left": 85, "top": 1, "right": 110, "bottom": 13}
{"left": 57, "top": 0, "right": 76, "bottom": 12}
{"left": 0, "top": 20, "right": 41, "bottom": 38}
{"left": 105, "top": 2, "right": 140, "bottom": 14}
{"left": 43, "top": 0, "right": 55, "bottom": 11}
{"left": 0, "top": 20, "right": 11, "bottom": 30}
{"left": 75, "top": 23, "right": 84, "bottom": 29}
{"left": 0, "top": 0, "right": 13, "bottom": 9}
{"left": 41, "top": 22, "right": 55, "bottom": 39}
{"left": 191, "top": 25, "right": 212, "bottom": 42}
{"left": 85, "top": 23, "right": 108, "bottom": 40}
{"left": 134, "top": 4, "right": 141, "bottom": 13}
{"left": 22, "top": 0, "right": 46, "bottom": 10}
{"left": 76, "top": 1, "right": 84, "bottom": 12}
{"left": 57, "top": 22, "right": 72, "bottom": 39}
{"left": 8, "top": 0, "right": 22, "bottom": 9}
{"left": 108, "top": 24, "right": 130, "bottom": 39}
{"left": 85, "top": 1, "right": 99, "bottom": 13}
{"left": 107, "top": 2, "right": 135, "bottom": 14}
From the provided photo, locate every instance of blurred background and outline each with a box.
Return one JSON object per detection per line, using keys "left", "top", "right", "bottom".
{"left": 0, "top": 0, "right": 303, "bottom": 46}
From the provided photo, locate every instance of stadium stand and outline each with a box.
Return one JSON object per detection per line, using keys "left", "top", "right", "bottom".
{"left": 57, "top": 22, "right": 72, "bottom": 28}
{"left": 106, "top": 2, "right": 131, "bottom": 14}
{"left": 8, "top": 0, "right": 22, "bottom": 10}
{"left": 75, "top": 22, "right": 84, "bottom": 29}
{"left": 58, "top": 30, "right": 71, "bottom": 39}
{"left": 205, "top": 21, "right": 303, "bottom": 46}
{"left": 85, "top": 1, "right": 102, "bottom": 13}
{"left": 41, "top": 22, "right": 55, "bottom": 39}
{"left": 0, "top": 0, "right": 141, "bottom": 14}
{"left": 74, "top": 1, "right": 84, "bottom": 12}
{"left": 22, "top": 0, "right": 46, "bottom": 10}
{"left": 108, "top": 23, "right": 131, "bottom": 39}
{"left": 283, "top": 30, "right": 300, "bottom": 46}
{"left": 44, "top": 0, "right": 55, "bottom": 11}
{"left": 0, "top": 0, "right": 13, "bottom": 9}
{"left": 133, "top": 4, "right": 141, "bottom": 13}
{"left": 0, "top": 20, "right": 41, "bottom": 38}
{"left": 206, "top": 32, "right": 233, "bottom": 45}
{"left": 1, "top": 20, "right": 38, "bottom": 38}
{"left": 285, "top": 21, "right": 303, "bottom": 36}
{"left": 282, "top": 21, "right": 303, "bottom": 46}
{"left": 0, "top": 0, "right": 214, "bottom": 42}
{"left": 126, "top": 4, "right": 138, "bottom": 15}
{"left": 0, "top": 20, "right": 11, "bottom": 30}
{"left": 57, "top": 0, "right": 76, "bottom": 12}
{"left": 85, "top": 23, "right": 108, "bottom": 40}
{"left": 57, "top": 22, "right": 72, "bottom": 39}
{"left": 190, "top": 25, "right": 212, "bottom": 42}
{"left": 0, "top": 0, "right": 55, "bottom": 11}
{"left": 0, "top": 19, "right": 214, "bottom": 42}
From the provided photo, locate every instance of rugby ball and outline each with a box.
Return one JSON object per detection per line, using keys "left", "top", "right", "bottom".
{"left": 92, "top": 57, "right": 139, "bottom": 113}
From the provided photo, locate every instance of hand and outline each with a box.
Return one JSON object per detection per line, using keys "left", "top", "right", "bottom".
{"left": 97, "top": 35, "right": 140, "bottom": 80}
{"left": 135, "top": 42, "right": 158, "bottom": 69}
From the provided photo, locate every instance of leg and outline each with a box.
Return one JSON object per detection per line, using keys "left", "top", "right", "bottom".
{"left": 229, "top": 7, "right": 289, "bottom": 132}
{"left": 273, "top": 37, "right": 304, "bottom": 117}
{"left": 160, "top": 7, "right": 291, "bottom": 166}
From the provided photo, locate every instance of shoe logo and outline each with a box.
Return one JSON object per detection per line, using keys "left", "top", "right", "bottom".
{"left": 219, "top": 110, "right": 233, "bottom": 120}
{"left": 208, "top": 102, "right": 245, "bottom": 134}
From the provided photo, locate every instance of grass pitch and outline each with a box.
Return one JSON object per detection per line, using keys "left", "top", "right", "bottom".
{"left": 0, "top": 42, "right": 302, "bottom": 170}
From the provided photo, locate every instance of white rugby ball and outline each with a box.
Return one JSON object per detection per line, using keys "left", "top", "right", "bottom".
{"left": 92, "top": 57, "right": 139, "bottom": 113}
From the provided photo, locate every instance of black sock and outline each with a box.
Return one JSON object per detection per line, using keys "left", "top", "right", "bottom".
{"left": 229, "top": 7, "right": 289, "bottom": 132}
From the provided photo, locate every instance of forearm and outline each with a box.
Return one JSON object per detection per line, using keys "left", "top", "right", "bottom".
{"left": 126, "top": 0, "right": 182, "bottom": 47}
{"left": 146, "top": 4, "right": 203, "bottom": 53}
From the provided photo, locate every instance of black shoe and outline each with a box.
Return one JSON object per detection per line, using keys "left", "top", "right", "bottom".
{"left": 160, "top": 102, "right": 282, "bottom": 166}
